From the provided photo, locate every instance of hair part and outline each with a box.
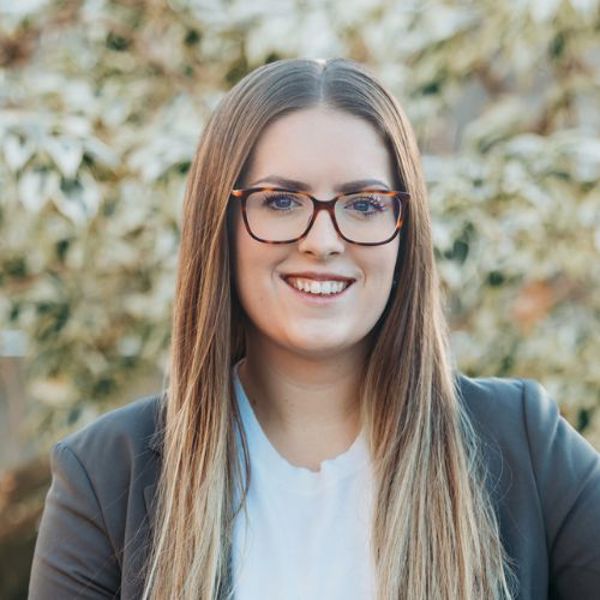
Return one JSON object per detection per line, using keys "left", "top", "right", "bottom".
{"left": 141, "top": 57, "right": 517, "bottom": 600}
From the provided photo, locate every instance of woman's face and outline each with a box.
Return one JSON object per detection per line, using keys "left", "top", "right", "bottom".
{"left": 231, "top": 105, "right": 400, "bottom": 359}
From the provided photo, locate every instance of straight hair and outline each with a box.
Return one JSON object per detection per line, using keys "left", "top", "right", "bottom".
{"left": 141, "top": 57, "right": 516, "bottom": 600}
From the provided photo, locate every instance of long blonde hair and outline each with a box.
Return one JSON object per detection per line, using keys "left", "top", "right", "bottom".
{"left": 141, "top": 57, "right": 516, "bottom": 600}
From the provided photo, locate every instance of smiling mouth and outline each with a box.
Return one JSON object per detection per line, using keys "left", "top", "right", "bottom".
{"left": 283, "top": 276, "right": 353, "bottom": 296}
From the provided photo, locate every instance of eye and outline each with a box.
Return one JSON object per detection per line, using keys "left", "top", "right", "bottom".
{"left": 344, "top": 194, "right": 387, "bottom": 215}
{"left": 262, "top": 192, "right": 303, "bottom": 211}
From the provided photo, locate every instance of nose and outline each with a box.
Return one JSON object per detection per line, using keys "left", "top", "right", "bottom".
{"left": 297, "top": 208, "right": 345, "bottom": 256}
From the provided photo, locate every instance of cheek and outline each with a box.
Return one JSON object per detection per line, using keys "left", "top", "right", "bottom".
{"left": 234, "top": 227, "right": 260, "bottom": 300}
{"left": 359, "top": 245, "right": 399, "bottom": 319}
{"left": 232, "top": 212, "right": 255, "bottom": 302}
{"left": 365, "top": 246, "right": 399, "bottom": 323}
{"left": 233, "top": 220, "right": 286, "bottom": 311}
{"left": 360, "top": 242, "right": 398, "bottom": 285}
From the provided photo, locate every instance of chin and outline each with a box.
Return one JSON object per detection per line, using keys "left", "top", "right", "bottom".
{"left": 283, "top": 331, "right": 358, "bottom": 358}
{"left": 287, "top": 343, "right": 347, "bottom": 360}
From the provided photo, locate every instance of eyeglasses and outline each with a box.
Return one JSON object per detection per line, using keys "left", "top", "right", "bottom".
{"left": 230, "top": 187, "right": 410, "bottom": 246}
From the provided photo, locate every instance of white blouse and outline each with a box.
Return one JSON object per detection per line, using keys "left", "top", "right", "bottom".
{"left": 231, "top": 360, "right": 376, "bottom": 599}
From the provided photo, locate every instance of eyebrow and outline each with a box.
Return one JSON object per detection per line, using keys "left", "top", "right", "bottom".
{"left": 248, "top": 175, "right": 391, "bottom": 193}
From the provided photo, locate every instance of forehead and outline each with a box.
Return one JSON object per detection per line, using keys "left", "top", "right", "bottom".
{"left": 244, "top": 106, "right": 396, "bottom": 190}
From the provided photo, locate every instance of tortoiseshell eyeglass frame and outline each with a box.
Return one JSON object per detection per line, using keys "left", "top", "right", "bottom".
{"left": 229, "top": 186, "right": 410, "bottom": 246}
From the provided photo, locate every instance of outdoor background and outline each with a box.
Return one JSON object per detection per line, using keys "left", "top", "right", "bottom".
{"left": 1, "top": 0, "right": 599, "bottom": 597}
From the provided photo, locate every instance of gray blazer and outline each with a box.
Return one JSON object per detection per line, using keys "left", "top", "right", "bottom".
{"left": 28, "top": 374, "right": 600, "bottom": 599}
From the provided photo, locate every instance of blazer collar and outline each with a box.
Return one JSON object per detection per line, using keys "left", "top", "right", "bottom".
{"left": 146, "top": 393, "right": 166, "bottom": 455}
{"left": 147, "top": 427, "right": 163, "bottom": 455}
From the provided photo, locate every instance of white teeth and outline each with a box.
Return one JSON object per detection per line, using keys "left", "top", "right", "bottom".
{"left": 286, "top": 277, "right": 349, "bottom": 295}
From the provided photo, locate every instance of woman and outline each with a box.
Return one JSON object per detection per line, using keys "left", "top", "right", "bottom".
{"left": 29, "top": 58, "right": 600, "bottom": 600}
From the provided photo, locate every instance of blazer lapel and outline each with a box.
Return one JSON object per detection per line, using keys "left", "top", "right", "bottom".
{"left": 143, "top": 423, "right": 162, "bottom": 538}
{"left": 143, "top": 481, "right": 158, "bottom": 536}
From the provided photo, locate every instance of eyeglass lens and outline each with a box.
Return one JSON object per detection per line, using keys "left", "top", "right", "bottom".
{"left": 245, "top": 190, "right": 401, "bottom": 243}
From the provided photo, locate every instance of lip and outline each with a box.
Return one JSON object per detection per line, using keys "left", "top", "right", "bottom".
{"left": 281, "top": 271, "right": 356, "bottom": 283}
{"left": 280, "top": 274, "right": 354, "bottom": 304}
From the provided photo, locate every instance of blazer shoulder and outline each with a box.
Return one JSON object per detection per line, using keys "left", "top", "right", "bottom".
{"left": 454, "top": 371, "right": 525, "bottom": 427}
{"left": 58, "top": 392, "right": 164, "bottom": 466}
{"left": 34, "top": 394, "right": 165, "bottom": 596}
{"left": 452, "top": 372, "right": 543, "bottom": 463}
{"left": 454, "top": 372, "right": 569, "bottom": 439}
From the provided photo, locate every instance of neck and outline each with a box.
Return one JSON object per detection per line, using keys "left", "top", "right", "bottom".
{"left": 238, "top": 328, "right": 369, "bottom": 471}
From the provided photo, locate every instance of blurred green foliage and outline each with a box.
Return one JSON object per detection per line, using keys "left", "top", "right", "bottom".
{"left": 1, "top": 0, "right": 599, "bottom": 451}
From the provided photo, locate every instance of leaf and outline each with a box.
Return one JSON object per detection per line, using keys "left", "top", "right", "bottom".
{"left": 54, "top": 173, "right": 100, "bottom": 225}
{"left": 17, "top": 169, "right": 60, "bottom": 212}
{"left": 569, "top": 0, "right": 599, "bottom": 16}
{"left": 83, "top": 138, "right": 120, "bottom": 169}
{"left": 530, "top": 0, "right": 561, "bottom": 23}
{"left": 43, "top": 136, "right": 83, "bottom": 178}
{"left": 0, "top": 0, "right": 50, "bottom": 21}
{"left": 3, "top": 135, "right": 35, "bottom": 171}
